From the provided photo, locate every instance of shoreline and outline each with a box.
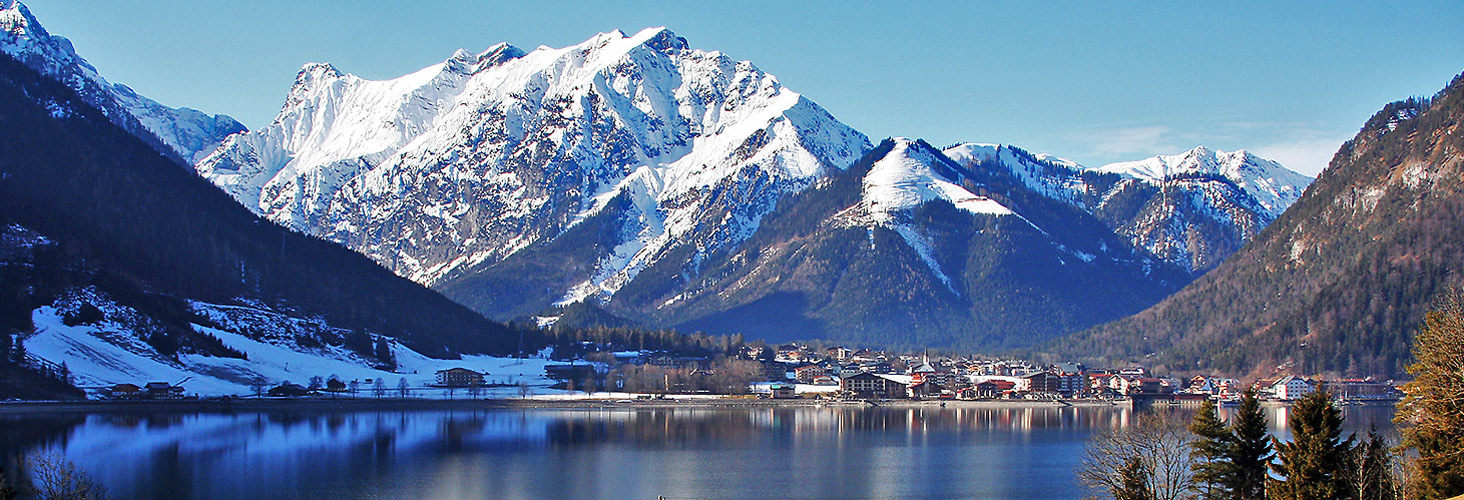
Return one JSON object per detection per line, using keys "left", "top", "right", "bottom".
{"left": 0, "top": 395, "right": 1400, "bottom": 415}
{"left": 0, "top": 396, "right": 1127, "bottom": 414}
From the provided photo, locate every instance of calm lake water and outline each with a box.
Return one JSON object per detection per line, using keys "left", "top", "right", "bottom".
{"left": 0, "top": 403, "right": 1397, "bottom": 500}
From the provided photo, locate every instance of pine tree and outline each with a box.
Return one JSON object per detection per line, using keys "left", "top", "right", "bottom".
{"left": 374, "top": 337, "right": 396, "bottom": 370}
{"left": 1397, "top": 292, "right": 1464, "bottom": 499}
{"left": 1270, "top": 391, "right": 1354, "bottom": 500}
{"left": 1227, "top": 389, "right": 1271, "bottom": 500}
{"left": 0, "top": 332, "right": 11, "bottom": 366}
{"left": 1117, "top": 457, "right": 1156, "bottom": 500}
{"left": 9, "top": 335, "right": 23, "bottom": 364}
{"left": 1189, "top": 400, "right": 1232, "bottom": 499}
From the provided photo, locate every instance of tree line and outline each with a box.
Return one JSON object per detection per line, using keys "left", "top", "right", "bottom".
{"left": 1082, "top": 291, "right": 1464, "bottom": 500}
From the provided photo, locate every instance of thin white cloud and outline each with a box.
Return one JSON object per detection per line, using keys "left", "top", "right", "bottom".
{"left": 1068, "top": 121, "right": 1346, "bottom": 176}
{"left": 1248, "top": 137, "right": 1346, "bottom": 177}
{"left": 1073, "top": 126, "right": 1181, "bottom": 158}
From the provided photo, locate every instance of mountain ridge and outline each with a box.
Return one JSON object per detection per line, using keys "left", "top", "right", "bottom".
{"left": 0, "top": 0, "right": 243, "bottom": 162}
{"left": 1063, "top": 72, "right": 1464, "bottom": 379}
{"left": 185, "top": 26, "right": 1311, "bottom": 350}
{"left": 0, "top": 49, "right": 517, "bottom": 360}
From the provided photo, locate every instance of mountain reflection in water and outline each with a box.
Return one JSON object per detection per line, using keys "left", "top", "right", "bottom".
{"left": 0, "top": 404, "right": 1396, "bottom": 500}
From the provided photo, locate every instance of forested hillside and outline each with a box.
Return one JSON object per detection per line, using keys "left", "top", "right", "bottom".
{"left": 0, "top": 52, "right": 517, "bottom": 358}
{"left": 1064, "top": 72, "right": 1464, "bottom": 379}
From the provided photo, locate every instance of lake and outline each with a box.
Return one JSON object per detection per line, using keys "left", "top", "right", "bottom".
{"left": 0, "top": 403, "right": 1398, "bottom": 500}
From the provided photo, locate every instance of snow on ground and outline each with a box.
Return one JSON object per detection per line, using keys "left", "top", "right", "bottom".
{"left": 862, "top": 138, "right": 1014, "bottom": 223}
{"left": 24, "top": 305, "right": 561, "bottom": 398}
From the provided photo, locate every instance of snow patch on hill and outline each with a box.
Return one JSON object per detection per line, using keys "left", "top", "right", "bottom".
{"left": 21, "top": 293, "right": 557, "bottom": 398}
{"left": 864, "top": 139, "right": 1014, "bottom": 222}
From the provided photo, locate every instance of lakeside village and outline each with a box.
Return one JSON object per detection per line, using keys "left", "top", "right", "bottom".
{"left": 90, "top": 341, "right": 1403, "bottom": 406}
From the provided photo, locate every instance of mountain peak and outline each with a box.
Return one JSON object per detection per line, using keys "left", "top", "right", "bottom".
{"left": 862, "top": 138, "right": 1014, "bottom": 223}
{"left": 443, "top": 43, "right": 525, "bottom": 74}
{"left": 0, "top": 0, "right": 94, "bottom": 74}
{"left": 635, "top": 26, "right": 688, "bottom": 53}
{"left": 1185, "top": 144, "right": 1213, "bottom": 156}
{"left": 476, "top": 42, "right": 524, "bottom": 66}
{"left": 197, "top": 25, "right": 869, "bottom": 289}
{"left": 1094, "top": 146, "right": 1311, "bottom": 219}
{"left": 1, "top": 0, "right": 243, "bottom": 163}
{"left": 297, "top": 62, "right": 344, "bottom": 81}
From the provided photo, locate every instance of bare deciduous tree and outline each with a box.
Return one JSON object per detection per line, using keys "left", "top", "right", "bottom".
{"left": 25, "top": 452, "right": 106, "bottom": 500}
{"left": 1397, "top": 289, "right": 1464, "bottom": 498}
{"left": 1080, "top": 410, "right": 1195, "bottom": 500}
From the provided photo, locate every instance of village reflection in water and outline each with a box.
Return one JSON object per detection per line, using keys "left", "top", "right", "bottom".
{"left": 0, "top": 404, "right": 1396, "bottom": 500}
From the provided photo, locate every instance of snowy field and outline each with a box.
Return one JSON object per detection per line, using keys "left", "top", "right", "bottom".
{"left": 24, "top": 306, "right": 562, "bottom": 399}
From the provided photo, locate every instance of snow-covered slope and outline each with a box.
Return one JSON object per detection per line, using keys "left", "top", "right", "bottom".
{"left": 22, "top": 288, "right": 558, "bottom": 397}
{"left": 863, "top": 139, "right": 1015, "bottom": 222}
{"left": 942, "top": 143, "right": 1313, "bottom": 273}
{"left": 612, "top": 138, "right": 1189, "bottom": 349}
{"left": 0, "top": 0, "right": 243, "bottom": 162}
{"left": 198, "top": 27, "right": 870, "bottom": 295}
{"left": 845, "top": 139, "right": 1022, "bottom": 289}
{"left": 943, "top": 142, "right": 1089, "bottom": 205}
{"left": 1094, "top": 146, "right": 1311, "bottom": 219}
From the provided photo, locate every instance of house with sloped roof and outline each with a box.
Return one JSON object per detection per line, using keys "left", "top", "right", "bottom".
{"left": 1272, "top": 375, "right": 1315, "bottom": 400}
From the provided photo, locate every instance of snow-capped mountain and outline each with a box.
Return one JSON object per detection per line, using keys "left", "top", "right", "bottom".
{"left": 189, "top": 26, "right": 1309, "bottom": 347}
{"left": 0, "top": 48, "right": 526, "bottom": 397}
{"left": 198, "top": 27, "right": 870, "bottom": 293}
{"left": 558, "top": 138, "right": 1191, "bottom": 349}
{"left": 1073, "top": 76, "right": 1464, "bottom": 378}
{"left": 0, "top": 0, "right": 243, "bottom": 163}
{"left": 942, "top": 144, "right": 1312, "bottom": 273}
{"left": 1094, "top": 146, "right": 1309, "bottom": 219}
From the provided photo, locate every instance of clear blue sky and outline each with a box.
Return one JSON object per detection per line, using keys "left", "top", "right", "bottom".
{"left": 27, "top": 1, "right": 1464, "bottom": 175}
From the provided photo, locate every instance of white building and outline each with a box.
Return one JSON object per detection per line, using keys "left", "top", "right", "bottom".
{"left": 1273, "top": 375, "right": 1315, "bottom": 400}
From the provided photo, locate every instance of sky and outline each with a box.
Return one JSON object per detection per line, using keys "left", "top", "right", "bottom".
{"left": 25, "top": 1, "right": 1464, "bottom": 176}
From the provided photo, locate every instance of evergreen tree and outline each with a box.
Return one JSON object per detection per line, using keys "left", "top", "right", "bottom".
{"left": 9, "top": 335, "right": 23, "bottom": 365}
{"left": 374, "top": 337, "right": 396, "bottom": 370}
{"left": 1397, "top": 292, "right": 1464, "bottom": 499}
{"left": 1117, "top": 457, "right": 1156, "bottom": 500}
{"left": 1270, "top": 391, "right": 1354, "bottom": 500}
{"left": 1227, "top": 389, "right": 1272, "bottom": 500}
{"left": 1189, "top": 399, "right": 1232, "bottom": 499}
{"left": 0, "top": 333, "right": 11, "bottom": 366}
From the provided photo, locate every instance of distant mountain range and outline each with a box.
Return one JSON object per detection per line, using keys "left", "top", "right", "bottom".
{"left": 1067, "top": 72, "right": 1464, "bottom": 379}
{"left": 181, "top": 26, "right": 1311, "bottom": 350}
{"left": 1, "top": 0, "right": 1320, "bottom": 357}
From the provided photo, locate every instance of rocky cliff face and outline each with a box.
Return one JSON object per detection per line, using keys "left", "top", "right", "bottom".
{"left": 197, "top": 27, "right": 870, "bottom": 293}
{"left": 188, "top": 27, "right": 1311, "bottom": 350}
{"left": 439, "top": 139, "right": 1192, "bottom": 350}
